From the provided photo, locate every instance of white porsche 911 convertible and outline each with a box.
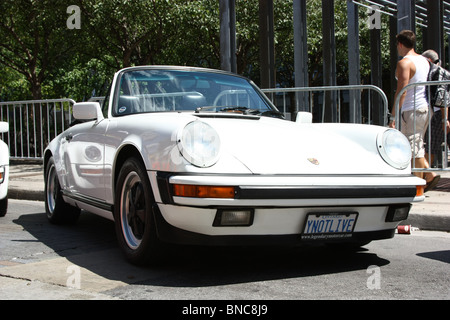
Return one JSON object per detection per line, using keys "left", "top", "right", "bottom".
{"left": 44, "top": 66, "right": 425, "bottom": 265}
{"left": 0, "top": 121, "right": 9, "bottom": 217}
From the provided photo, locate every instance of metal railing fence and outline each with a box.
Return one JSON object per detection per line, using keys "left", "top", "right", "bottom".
{"left": 0, "top": 86, "right": 393, "bottom": 161}
{"left": 393, "top": 80, "right": 450, "bottom": 173}
{"left": 0, "top": 99, "right": 76, "bottom": 160}
{"left": 1, "top": 82, "right": 448, "bottom": 173}
{"left": 78, "top": 85, "right": 390, "bottom": 125}
{"left": 262, "top": 84, "right": 388, "bottom": 124}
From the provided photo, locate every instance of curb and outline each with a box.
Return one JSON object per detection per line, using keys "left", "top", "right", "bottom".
{"left": 8, "top": 187, "right": 44, "bottom": 202}
{"left": 402, "top": 212, "right": 450, "bottom": 232}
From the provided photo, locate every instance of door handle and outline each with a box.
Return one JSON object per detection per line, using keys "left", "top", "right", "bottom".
{"left": 65, "top": 134, "right": 73, "bottom": 141}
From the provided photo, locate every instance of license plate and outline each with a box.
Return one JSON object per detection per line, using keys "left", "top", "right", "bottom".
{"left": 301, "top": 212, "right": 358, "bottom": 241}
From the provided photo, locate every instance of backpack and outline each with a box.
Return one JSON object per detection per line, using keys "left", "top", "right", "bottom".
{"left": 427, "top": 62, "right": 450, "bottom": 107}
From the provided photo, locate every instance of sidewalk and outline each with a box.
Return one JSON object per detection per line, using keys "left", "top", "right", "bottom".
{"left": 6, "top": 162, "right": 450, "bottom": 232}
{"left": 8, "top": 163, "right": 45, "bottom": 202}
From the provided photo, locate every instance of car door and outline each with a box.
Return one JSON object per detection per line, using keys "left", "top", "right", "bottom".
{"left": 61, "top": 119, "right": 108, "bottom": 201}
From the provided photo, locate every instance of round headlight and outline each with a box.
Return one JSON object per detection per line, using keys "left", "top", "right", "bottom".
{"left": 177, "top": 120, "right": 221, "bottom": 167}
{"left": 377, "top": 129, "right": 411, "bottom": 169}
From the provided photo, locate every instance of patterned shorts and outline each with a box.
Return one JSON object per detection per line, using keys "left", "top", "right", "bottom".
{"left": 401, "top": 108, "right": 429, "bottom": 158}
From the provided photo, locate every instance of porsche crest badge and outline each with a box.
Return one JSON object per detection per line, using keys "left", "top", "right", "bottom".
{"left": 307, "top": 158, "right": 319, "bottom": 165}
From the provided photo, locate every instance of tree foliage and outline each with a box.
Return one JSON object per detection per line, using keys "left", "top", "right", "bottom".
{"left": 0, "top": 0, "right": 397, "bottom": 103}
{"left": 0, "top": 0, "right": 76, "bottom": 99}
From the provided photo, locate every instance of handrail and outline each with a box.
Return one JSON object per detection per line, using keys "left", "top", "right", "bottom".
{"left": 393, "top": 80, "right": 450, "bottom": 125}
{"left": 0, "top": 98, "right": 76, "bottom": 160}
{"left": 0, "top": 98, "right": 76, "bottom": 106}
{"left": 2, "top": 82, "right": 448, "bottom": 171}
{"left": 392, "top": 80, "right": 450, "bottom": 172}
{"left": 262, "top": 84, "right": 389, "bottom": 124}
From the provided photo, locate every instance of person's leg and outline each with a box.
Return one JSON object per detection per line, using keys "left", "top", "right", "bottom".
{"left": 406, "top": 108, "right": 440, "bottom": 187}
{"left": 412, "top": 156, "right": 428, "bottom": 179}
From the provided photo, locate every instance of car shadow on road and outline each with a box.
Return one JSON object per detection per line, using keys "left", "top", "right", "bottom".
{"left": 13, "top": 211, "right": 390, "bottom": 288}
{"left": 141, "top": 245, "right": 389, "bottom": 288}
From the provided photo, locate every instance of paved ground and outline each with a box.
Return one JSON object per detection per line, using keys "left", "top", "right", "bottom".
{"left": 6, "top": 162, "right": 450, "bottom": 232}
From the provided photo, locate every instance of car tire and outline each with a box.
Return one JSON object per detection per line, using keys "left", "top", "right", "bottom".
{"left": 114, "top": 157, "right": 164, "bottom": 265}
{"left": 0, "top": 197, "right": 7, "bottom": 217}
{"left": 44, "top": 157, "right": 80, "bottom": 224}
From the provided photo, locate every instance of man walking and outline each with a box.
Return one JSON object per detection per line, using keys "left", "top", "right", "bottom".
{"left": 389, "top": 30, "right": 439, "bottom": 191}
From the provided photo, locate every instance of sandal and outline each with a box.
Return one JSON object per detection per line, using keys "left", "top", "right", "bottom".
{"left": 425, "top": 175, "right": 441, "bottom": 192}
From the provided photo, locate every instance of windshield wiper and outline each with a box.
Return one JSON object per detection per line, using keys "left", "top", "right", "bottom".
{"left": 260, "top": 110, "right": 285, "bottom": 119}
{"left": 220, "top": 106, "right": 256, "bottom": 114}
{"left": 194, "top": 106, "right": 216, "bottom": 113}
{"left": 196, "top": 106, "right": 259, "bottom": 114}
{"left": 194, "top": 106, "right": 284, "bottom": 119}
{"left": 220, "top": 107, "right": 285, "bottom": 118}
{"left": 195, "top": 106, "right": 251, "bottom": 113}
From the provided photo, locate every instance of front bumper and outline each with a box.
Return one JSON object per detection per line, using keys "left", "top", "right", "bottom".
{"left": 153, "top": 203, "right": 397, "bottom": 246}
{"left": 150, "top": 172, "right": 424, "bottom": 245}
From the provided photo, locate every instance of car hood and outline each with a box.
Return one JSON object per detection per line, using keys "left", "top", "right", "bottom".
{"left": 200, "top": 116, "right": 400, "bottom": 175}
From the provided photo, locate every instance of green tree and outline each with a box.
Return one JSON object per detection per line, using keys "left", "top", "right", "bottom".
{"left": 0, "top": 0, "right": 77, "bottom": 100}
{"left": 0, "top": 0, "right": 403, "bottom": 105}
{"left": 0, "top": 65, "right": 29, "bottom": 101}
{"left": 76, "top": 0, "right": 186, "bottom": 69}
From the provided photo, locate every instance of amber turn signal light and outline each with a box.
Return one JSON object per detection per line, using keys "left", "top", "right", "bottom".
{"left": 173, "top": 184, "right": 235, "bottom": 198}
{"left": 416, "top": 185, "right": 424, "bottom": 197}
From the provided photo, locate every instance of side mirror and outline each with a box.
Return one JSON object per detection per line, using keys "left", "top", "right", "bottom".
{"left": 0, "top": 121, "right": 8, "bottom": 133}
{"left": 73, "top": 102, "right": 104, "bottom": 121}
{"left": 295, "top": 111, "right": 312, "bottom": 124}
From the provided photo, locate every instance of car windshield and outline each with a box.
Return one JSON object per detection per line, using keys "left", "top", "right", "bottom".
{"left": 114, "top": 68, "right": 279, "bottom": 117}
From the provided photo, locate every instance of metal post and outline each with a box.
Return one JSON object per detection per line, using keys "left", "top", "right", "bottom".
{"left": 293, "top": 0, "right": 309, "bottom": 112}
{"left": 229, "top": 0, "right": 236, "bottom": 73}
{"left": 347, "top": 0, "right": 361, "bottom": 123}
{"left": 370, "top": 27, "right": 383, "bottom": 125}
{"left": 259, "top": 0, "right": 275, "bottom": 88}
{"left": 219, "top": 0, "right": 236, "bottom": 73}
{"left": 397, "top": 0, "right": 415, "bottom": 34}
{"left": 426, "top": 0, "right": 443, "bottom": 60}
{"left": 322, "top": 0, "right": 337, "bottom": 123}
{"left": 389, "top": 15, "right": 398, "bottom": 111}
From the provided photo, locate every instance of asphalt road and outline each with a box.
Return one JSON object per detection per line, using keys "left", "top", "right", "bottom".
{"left": 1, "top": 199, "right": 449, "bottom": 304}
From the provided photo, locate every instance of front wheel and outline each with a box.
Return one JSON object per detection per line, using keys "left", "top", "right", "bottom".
{"left": 44, "top": 157, "right": 80, "bottom": 224}
{"left": 114, "top": 157, "right": 163, "bottom": 265}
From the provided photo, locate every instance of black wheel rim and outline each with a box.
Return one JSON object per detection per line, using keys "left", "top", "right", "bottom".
{"left": 46, "top": 164, "right": 57, "bottom": 215}
{"left": 120, "top": 171, "right": 146, "bottom": 249}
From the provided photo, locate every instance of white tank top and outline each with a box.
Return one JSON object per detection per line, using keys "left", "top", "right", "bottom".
{"left": 401, "top": 55, "right": 430, "bottom": 112}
